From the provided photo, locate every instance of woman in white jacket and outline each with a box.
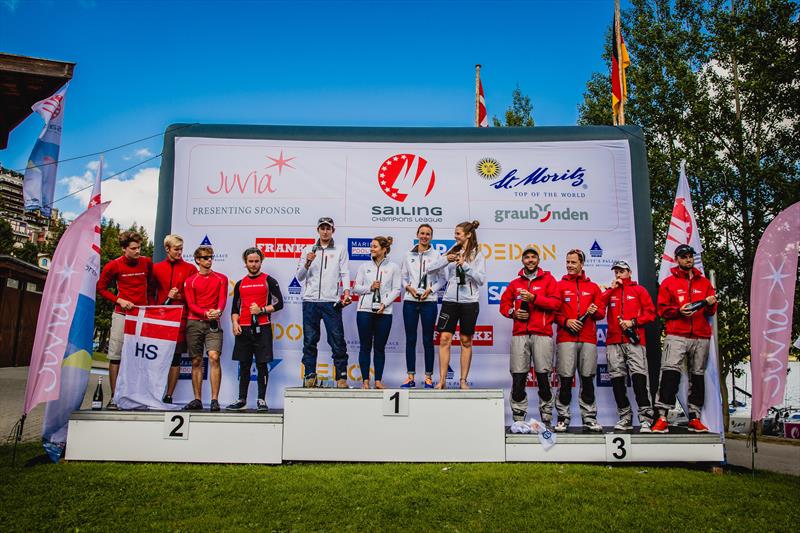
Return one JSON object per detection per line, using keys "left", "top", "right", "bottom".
{"left": 352, "top": 236, "right": 401, "bottom": 389}
{"left": 428, "top": 220, "right": 485, "bottom": 389}
{"left": 400, "top": 224, "right": 443, "bottom": 389}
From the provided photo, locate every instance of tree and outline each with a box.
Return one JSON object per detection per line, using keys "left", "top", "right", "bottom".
{"left": 0, "top": 219, "right": 15, "bottom": 255}
{"left": 14, "top": 241, "right": 39, "bottom": 265}
{"left": 578, "top": 0, "right": 800, "bottom": 420}
{"left": 492, "top": 85, "right": 535, "bottom": 127}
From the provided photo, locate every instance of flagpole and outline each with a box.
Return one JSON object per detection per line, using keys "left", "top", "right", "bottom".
{"left": 615, "top": 0, "right": 625, "bottom": 125}
{"left": 475, "top": 64, "right": 481, "bottom": 127}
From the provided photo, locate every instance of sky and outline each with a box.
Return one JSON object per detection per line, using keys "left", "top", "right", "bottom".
{"left": 0, "top": 0, "right": 623, "bottom": 236}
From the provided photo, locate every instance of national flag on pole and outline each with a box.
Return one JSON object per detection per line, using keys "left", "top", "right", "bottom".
{"left": 477, "top": 79, "right": 489, "bottom": 127}
{"left": 114, "top": 306, "right": 183, "bottom": 411}
{"left": 750, "top": 202, "right": 799, "bottom": 421}
{"left": 658, "top": 161, "right": 723, "bottom": 434}
{"left": 23, "top": 83, "right": 68, "bottom": 217}
{"left": 611, "top": 9, "right": 630, "bottom": 123}
{"left": 24, "top": 201, "right": 108, "bottom": 460}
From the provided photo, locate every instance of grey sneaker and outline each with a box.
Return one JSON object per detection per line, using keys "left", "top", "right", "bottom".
{"left": 256, "top": 399, "right": 268, "bottom": 411}
{"left": 226, "top": 399, "right": 247, "bottom": 411}
{"left": 553, "top": 420, "right": 568, "bottom": 432}
{"left": 584, "top": 420, "right": 603, "bottom": 432}
{"left": 639, "top": 420, "right": 652, "bottom": 433}
{"left": 614, "top": 418, "right": 633, "bottom": 431}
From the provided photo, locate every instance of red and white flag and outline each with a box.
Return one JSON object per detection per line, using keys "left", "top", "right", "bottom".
{"left": 477, "top": 79, "right": 489, "bottom": 127}
{"left": 658, "top": 161, "right": 723, "bottom": 434}
{"left": 114, "top": 305, "right": 183, "bottom": 410}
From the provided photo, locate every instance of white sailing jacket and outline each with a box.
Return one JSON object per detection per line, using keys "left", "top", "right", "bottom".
{"left": 428, "top": 250, "right": 486, "bottom": 304}
{"left": 295, "top": 239, "right": 350, "bottom": 302}
{"left": 353, "top": 259, "right": 402, "bottom": 314}
{"left": 400, "top": 245, "right": 443, "bottom": 303}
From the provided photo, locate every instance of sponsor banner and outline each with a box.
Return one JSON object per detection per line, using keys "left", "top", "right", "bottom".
{"left": 170, "top": 136, "right": 637, "bottom": 423}
{"left": 433, "top": 326, "right": 494, "bottom": 347}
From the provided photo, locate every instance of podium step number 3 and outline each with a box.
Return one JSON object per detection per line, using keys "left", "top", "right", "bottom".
{"left": 163, "top": 412, "right": 190, "bottom": 439}
{"left": 604, "top": 433, "right": 631, "bottom": 461}
{"left": 382, "top": 390, "right": 409, "bottom": 416}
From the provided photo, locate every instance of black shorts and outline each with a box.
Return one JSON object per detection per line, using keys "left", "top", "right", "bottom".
{"left": 170, "top": 341, "right": 188, "bottom": 367}
{"left": 232, "top": 326, "right": 274, "bottom": 364}
{"left": 436, "top": 301, "right": 480, "bottom": 336}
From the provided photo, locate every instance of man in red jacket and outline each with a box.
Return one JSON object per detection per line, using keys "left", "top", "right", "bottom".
{"left": 601, "top": 260, "right": 656, "bottom": 432}
{"left": 499, "top": 247, "right": 561, "bottom": 425}
{"left": 183, "top": 245, "right": 228, "bottom": 412}
{"left": 96, "top": 231, "right": 153, "bottom": 409}
{"left": 151, "top": 234, "right": 197, "bottom": 404}
{"left": 554, "top": 249, "right": 605, "bottom": 432}
{"left": 653, "top": 244, "right": 718, "bottom": 433}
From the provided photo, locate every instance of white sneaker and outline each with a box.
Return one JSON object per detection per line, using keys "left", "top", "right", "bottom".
{"left": 614, "top": 419, "right": 632, "bottom": 431}
{"left": 584, "top": 420, "right": 604, "bottom": 432}
{"left": 553, "top": 420, "right": 568, "bottom": 432}
{"left": 639, "top": 420, "right": 652, "bottom": 433}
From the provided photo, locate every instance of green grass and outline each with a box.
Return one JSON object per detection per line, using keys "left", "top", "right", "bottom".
{"left": 1, "top": 443, "right": 797, "bottom": 532}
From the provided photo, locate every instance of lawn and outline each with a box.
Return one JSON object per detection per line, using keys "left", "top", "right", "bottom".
{"left": 1, "top": 443, "right": 796, "bottom": 532}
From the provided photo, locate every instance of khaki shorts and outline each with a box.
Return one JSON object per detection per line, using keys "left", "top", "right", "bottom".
{"left": 107, "top": 312, "right": 125, "bottom": 362}
{"left": 510, "top": 334, "right": 554, "bottom": 374}
{"left": 186, "top": 319, "right": 223, "bottom": 359}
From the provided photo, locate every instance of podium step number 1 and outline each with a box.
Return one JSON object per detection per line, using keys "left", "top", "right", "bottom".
{"left": 163, "top": 412, "right": 190, "bottom": 439}
{"left": 382, "top": 390, "right": 409, "bottom": 417}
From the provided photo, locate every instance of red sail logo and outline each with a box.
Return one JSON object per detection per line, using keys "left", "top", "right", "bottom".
{"left": 377, "top": 153, "right": 435, "bottom": 202}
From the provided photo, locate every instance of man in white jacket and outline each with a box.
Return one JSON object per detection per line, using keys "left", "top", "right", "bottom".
{"left": 296, "top": 217, "right": 352, "bottom": 388}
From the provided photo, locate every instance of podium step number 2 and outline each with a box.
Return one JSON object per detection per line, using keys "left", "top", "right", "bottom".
{"left": 382, "top": 390, "right": 409, "bottom": 417}
{"left": 163, "top": 412, "right": 190, "bottom": 440}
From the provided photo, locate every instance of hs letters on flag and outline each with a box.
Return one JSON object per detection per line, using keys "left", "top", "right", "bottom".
{"left": 114, "top": 306, "right": 183, "bottom": 410}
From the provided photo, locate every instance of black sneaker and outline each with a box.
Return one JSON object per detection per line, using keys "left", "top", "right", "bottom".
{"left": 182, "top": 399, "right": 203, "bottom": 411}
{"left": 210, "top": 399, "right": 220, "bottom": 412}
{"left": 162, "top": 394, "right": 173, "bottom": 404}
{"left": 257, "top": 399, "right": 268, "bottom": 411}
{"left": 226, "top": 399, "right": 247, "bottom": 411}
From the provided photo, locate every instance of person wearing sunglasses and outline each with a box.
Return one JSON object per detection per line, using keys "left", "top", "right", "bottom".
{"left": 183, "top": 245, "right": 228, "bottom": 411}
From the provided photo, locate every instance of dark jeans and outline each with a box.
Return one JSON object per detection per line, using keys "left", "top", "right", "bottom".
{"left": 302, "top": 301, "right": 348, "bottom": 379}
{"left": 357, "top": 311, "right": 392, "bottom": 381}
{"left": 402, "top": 300, "right": 437, "bottom": 376}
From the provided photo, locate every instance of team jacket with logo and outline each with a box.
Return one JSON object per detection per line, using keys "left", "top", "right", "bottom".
{"left": 400, "top": 245, "right": 444, "bottom": 303}
{"left": 353, "top": 260, "right": 402, "bottom": 314}
{"left": 97, "top": 255, "right": 153, "bottom": 314}
{"left": 295, "top": 240, "right": 350, "bottom": 302}
{"left": 499, "top": 267, "right": 561, "bottom": 337}
{"left": 555, "top": 272, "right": 605, "bottom": 344}
{"left": 231, "top": 272, "right": 284, "bottom": 326}
{"left": 184, "top": 271, "right": 228, "bottom": 321}
{"left": 427, "top": 250, "right": 486, "bottom": 304}
{"left": 600, "top": 278, "right": 656, "bottom": 345}
{"left": 151, "top": 258, "right": 197, "bottom": 306}
{"left": 657, "top": 266, "right": 717, "bottom": 339}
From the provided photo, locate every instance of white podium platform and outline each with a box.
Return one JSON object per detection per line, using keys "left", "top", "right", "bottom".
{"left": 505, "top": 428, "right": 724, "bottom": 463}
{"left": 282, "top": 388, "right": 506, "bottom": 462}
{"left": 65, "top": 410, "right": 283, "bottom": 464}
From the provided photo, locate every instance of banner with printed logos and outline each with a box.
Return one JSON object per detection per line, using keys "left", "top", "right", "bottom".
{"left": 167, "top": 134, "right": 644, "bottom": 425}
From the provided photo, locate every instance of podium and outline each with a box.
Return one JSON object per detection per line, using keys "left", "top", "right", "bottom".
{"left": 282, "top": 388, "right": 506, "bottom": 462}
{"left": 65, "top": 410, "right": 283, "bottom": 464}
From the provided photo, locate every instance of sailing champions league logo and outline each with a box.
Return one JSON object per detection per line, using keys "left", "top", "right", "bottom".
{"left": 378, "top": 154, "right": 435, "bottom": 202}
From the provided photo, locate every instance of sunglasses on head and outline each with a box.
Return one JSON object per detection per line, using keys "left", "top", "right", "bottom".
{"left": 197, "top": 255, "right": 213, "bottom": 260}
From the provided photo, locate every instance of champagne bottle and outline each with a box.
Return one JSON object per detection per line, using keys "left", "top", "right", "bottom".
{"left": 619, "top": 316, "right": 640, "bottom": 345}
{"left": 456, "top": 264, "right": 466, "bottom": 285}
{"left": 576, "top": 309, "right": 592, "bottom": 324}
{"left": 519, "top": 296, "right": 530, "bottom": 313}
{"left": 418, "top": 272, "right": 428, "bottom": 291}
{"left": 251, "top": 310, "right": 261, "bottom": 334}
{"left": 371, "top": 286, "right": 382, "bottom": 311}
{"left": 684, "top": 299, "right": 709, "bottom": 312}
{"left": 92, "top": 377, "right": 104, "bottom": 410}
{"left": 163, "top": 297, "right": 172, "bottom": 305}
{"left": 209, "top": 317, "right": 219, "bottom": 332}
